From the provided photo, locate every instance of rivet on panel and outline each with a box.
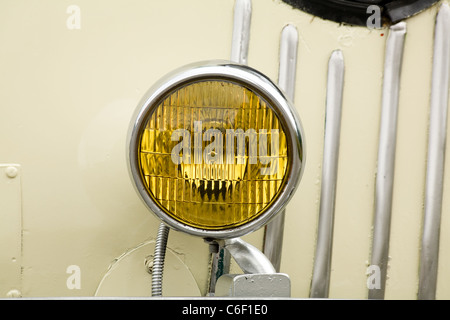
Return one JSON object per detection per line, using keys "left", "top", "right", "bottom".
{"left": 5, "top": 166, "right": 18, "bottom": 178}
{"left": 144, "top": 255, "right": 154, "bottom": 274}
{"left": 6, "top": 289, "right": 21, "bottom": 298}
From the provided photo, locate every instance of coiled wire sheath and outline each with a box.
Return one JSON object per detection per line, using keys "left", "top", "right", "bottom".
{"left": 152, "top": 223, "right": 170, "bottom": 297}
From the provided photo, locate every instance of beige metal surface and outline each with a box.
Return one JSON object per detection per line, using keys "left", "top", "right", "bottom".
{"left": 95, "top": 240, "right": 201, "bottom": 297}
{"left": 0, "top": 165, "right": 22, "bottom": 297}
{"left": 0, "top": 0, "right": 448, "bottom": 299}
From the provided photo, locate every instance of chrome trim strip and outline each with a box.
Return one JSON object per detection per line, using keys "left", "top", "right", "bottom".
{"left": 369, "top": 22, "right": 406, "bottom": 300}
{"left": 418, "top": 3, "right": 450, "bottom": 300}
{"left": 263, "top": 24, "right": 299, "bottom": 272}
{"left": 263, "top": 212, "right": 285, "bottom": 272}
{"left": 277, "top": 24, "right": 299, "bottom": 100}
{"left": 230, "top": 0, "right": 252, "bottom": 65}
{"left": 310, "top": 50, "right": 345, "bottom": 298}
{"left": 223, "top": 238, "right": 276, "bottom": 274}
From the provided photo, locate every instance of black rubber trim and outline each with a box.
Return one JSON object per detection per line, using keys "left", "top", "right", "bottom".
{"left": 385, "top": 0, "right": 438, "bottom": 23}
{"left": 282, "top": 0, "right": 439, "bottom": 26}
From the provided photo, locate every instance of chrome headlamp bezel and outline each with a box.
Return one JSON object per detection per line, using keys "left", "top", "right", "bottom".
{"left": 127, "top": 60, "right": 305, "bottom": 239}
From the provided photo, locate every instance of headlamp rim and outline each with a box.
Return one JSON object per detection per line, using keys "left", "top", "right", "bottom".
{"left": 127, "top": 60, "right": 305, "bottom": 239}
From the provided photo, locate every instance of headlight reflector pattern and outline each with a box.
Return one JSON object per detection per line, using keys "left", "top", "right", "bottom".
{"left": 138, "top": 80, "right": 288, "bottom": 230}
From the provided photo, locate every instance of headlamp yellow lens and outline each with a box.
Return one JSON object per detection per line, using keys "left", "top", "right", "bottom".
{"left": 137, "top": 79, "right": 289, "bottom": 230}
{"left": 129, "top": 62, "right": 304, "bottom": 238}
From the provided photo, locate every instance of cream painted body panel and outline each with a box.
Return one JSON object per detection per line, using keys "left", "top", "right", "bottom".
{"left": 0, "top": 0, "right": 448, "bottom": 299}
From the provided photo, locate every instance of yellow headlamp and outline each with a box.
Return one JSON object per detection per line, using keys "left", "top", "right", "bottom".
{"left": 128, "top": 61, "right": 304, "bottom": 239}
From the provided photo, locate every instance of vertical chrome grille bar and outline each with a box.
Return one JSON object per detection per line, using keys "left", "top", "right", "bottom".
{"left": 369, "top": 22, "right": 406, "bottom": 300}
{"left": 310, "top": 50, "right": 345, "bottom": 298}
{"left": 418, "top": 3, "right": 450, "bottom": 301}
{"left": 277, "top": 24, "right": 299, "bottom": 100}
{"left": 263, "top": 24, "right": 299, "bottom": 272}
{"left": 209, "top": 0, "right": 252, "bottom": 295}
{"left": 230, "top": 0, "right": 252, "bottom": 65}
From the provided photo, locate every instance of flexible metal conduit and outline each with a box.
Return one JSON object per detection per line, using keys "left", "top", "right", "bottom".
{"left": 152, "top": 222, "right": 170, "bottom": 297}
